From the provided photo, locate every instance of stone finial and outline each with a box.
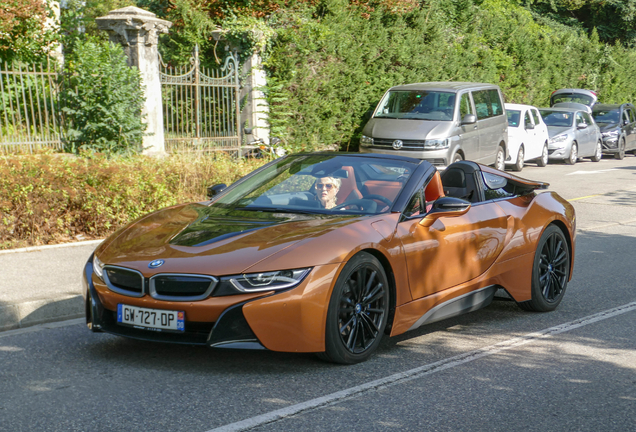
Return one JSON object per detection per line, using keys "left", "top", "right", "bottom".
{"left": 96, "top": 6, "right": 172, "bottom": 47}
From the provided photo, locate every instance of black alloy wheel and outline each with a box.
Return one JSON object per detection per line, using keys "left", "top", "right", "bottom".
{"left": 519, "top": 225, "right": 570, "bottom": 312}
{"left": 320, "top": 252, "right": 389, "bottom": 364}
{"left": 615, "top": 138, "right": 626, "bottom": 160}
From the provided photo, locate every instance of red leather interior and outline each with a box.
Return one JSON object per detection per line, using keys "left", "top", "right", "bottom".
{"left": 364, "top": 181, "right": 402, "bottom": 202}
{"left": 336, "top": 166, "right": 363, "bottom": 205}
{"left": 424, "top": 171, "right": 445, "bottom": 203}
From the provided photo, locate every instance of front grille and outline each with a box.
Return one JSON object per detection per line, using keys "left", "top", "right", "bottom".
{"left": 150, "top": 274, "right": 217, "bottom": 301}
{"left": 602, "top": 141, "right": 617, "bottom": 149}
{"left": 371, "top": 138, "right": 426, "bottom": 151}
{"left": 104, "top": 266, "right": 144, "bottom": 297}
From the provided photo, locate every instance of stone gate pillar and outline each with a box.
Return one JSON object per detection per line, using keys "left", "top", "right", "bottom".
{"left": 96, "top": 7, "right": 172, "bottom": 154}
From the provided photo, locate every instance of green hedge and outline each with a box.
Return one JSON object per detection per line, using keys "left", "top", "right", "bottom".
{"left": 0, "top": 153, "right": 266, "bottom": 249}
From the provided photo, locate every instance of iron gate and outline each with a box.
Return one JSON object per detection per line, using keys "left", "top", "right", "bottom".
{"left": 160, "top": 45, "right": 241, "bottom": 153}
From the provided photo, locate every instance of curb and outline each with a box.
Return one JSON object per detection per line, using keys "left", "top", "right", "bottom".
{"left": 0, "top": 239, "right": 103, "bottom": 255}
{"left": 0, "top": 295, "right": 84, "bottom": 332}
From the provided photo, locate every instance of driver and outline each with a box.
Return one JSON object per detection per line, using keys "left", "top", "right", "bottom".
{"left": 314, "top": 177, "right": 341, "bottom": 209}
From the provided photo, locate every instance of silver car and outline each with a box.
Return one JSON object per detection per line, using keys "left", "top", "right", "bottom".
{"left": 539, "top": 107, "right": 603, "bottom": 165}
{"left": 359, "top": 82, "right": 508, "bottom": 170}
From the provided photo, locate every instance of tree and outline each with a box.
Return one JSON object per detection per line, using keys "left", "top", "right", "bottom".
{"left": 0, "top": 0, "right": 58, "bottom": 63}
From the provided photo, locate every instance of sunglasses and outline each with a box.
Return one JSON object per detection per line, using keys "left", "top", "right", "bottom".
{"left": 315, "top": 183, "right": 335, "bottom": 190}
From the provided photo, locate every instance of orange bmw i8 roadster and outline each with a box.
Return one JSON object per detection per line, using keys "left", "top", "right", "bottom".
{"left": 83, "top": 153, "right": 575, "bottom": 364}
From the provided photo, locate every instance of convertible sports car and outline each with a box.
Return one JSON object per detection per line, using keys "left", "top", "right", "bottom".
{"left": 83, "top": 153, "right": 576, "bottom": 364}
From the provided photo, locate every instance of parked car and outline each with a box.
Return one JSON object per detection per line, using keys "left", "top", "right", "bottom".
{"left": 505, "top": 103, "right": 550, "bottom": 171}
{"left": 539, "top": 107, "right": 602, "bottom": 165}
{"left": 84, "top": 153, "right": 575, "bottom": 364}
{"left": 591, "top": 103, "right": 636, "bottom": 159}
{"left": 360, "top": 82, "right": 508, "bottom": 170}
{"left": 550, "top": 88, "right": 598, "bottom": 111}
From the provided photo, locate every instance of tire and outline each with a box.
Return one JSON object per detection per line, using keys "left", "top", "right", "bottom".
{"left": 452, "top": 151, "right": 463, "bottom": 164}
{"left": 518, "top": 225, "right": 570, "bottom": 312}
{"left": 537, "top": 143, "right": 549, "bottom": 167}
{"left": 513, "top": 145, "right": 524, "bottom": 172}
{"left": 615, "top": 138, "right": 625, "bottom": 160}
{"left": 319, "top": 252, "right": 389, "bottom": 364}
{"left": 565, "top": 142, "right": 578, "bottom": 165}
{"left": 494, "top": 145, "right": 506, "bottom": 171}
{"left": 591, "top": 140, "right": 602, "bottom": 162}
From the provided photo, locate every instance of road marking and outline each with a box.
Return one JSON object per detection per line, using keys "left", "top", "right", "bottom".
{"left": 567, "top": 194, "right": 602, "bottom": 202}
{"left": 0, "top": 318, "right": 84, "bottom": 339}
{"left": 566, "top": 169, "right": 618, "bottom": 176}
{"left": 206, "top": 302, "right": 636, "bottom": 432}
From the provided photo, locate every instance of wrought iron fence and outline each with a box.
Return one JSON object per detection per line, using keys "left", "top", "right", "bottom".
{"left": 160, "top": 45, "right": 241, "bottom": 153}
{"left": 0, "top": 58, "right": 64, "bottom": 154}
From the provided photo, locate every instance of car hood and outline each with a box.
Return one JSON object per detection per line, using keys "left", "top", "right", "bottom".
{"left": 95, "top": 203, "right": 364, "bottom": 276}
{"left": 547, "top": 126, "right": 572, "bottom": 138}
{"left": 363, "top": 118, "right": 452, "bottom": 140}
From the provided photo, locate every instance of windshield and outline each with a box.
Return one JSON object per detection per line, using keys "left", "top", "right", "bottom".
{"left": 506, "top": 110, "right": 521, "bottom": 127}
{"left": 213, "top": 155, "right": 416, "bottom": 216}
{"left": 551, "top": 93, "right": 594, "bottom": 107}
{"left": 374, "top": 90, "right": 456, "bottom": 121}
{"left": 540, "top": 110, "right": 574, "bottom": 127}
{"left": 592, "top": 109, "right": 620, "bottom": 125}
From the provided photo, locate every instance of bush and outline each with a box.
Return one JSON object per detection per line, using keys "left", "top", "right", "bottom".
{"left": 0, "top": 152, "right": 267, "bottom": 249}
{"left": 61, "top": 39, "right": 147, "bottom": 155}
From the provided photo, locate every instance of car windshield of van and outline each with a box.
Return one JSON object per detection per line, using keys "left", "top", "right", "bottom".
{"left": 374, "top": 90, "right": 456, "bottom": 121}
{"left": 592, "top": 109, "right": 620, "bottom": 125}
{"left": 507, "top": 110, "right": 521, "bottom": 127}
{"left": 540, "top": 110, "right": 574, "bottom": 127}
{"left": 551, "top": 93, "right": 594, "bottom": 107}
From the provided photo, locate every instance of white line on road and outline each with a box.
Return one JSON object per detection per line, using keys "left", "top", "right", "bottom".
{"left": 206, "top": 301, "right": 636, "bottom": 432}
{"left": 566, "top": 169, "right": 618, "bottom": 175}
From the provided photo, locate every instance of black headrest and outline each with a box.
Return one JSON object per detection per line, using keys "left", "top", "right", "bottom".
{"left": 442, "top": 169, "right": 466, "bottom": 188}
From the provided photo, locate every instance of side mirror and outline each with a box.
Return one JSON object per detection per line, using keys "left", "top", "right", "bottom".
{"left": 525, "top": 122, "right": 535, "bottom": 130}
{"left": 577, "top": 122, "right": 587, "bottom": 129}
{"left": 207, "top": 183, "right": 227, "bottom": 200}
{"left": 419, "top": 197, "right": 471, "bottom": 227}
{"left": 461, "top": 114, "right": 477, "bottom": 125}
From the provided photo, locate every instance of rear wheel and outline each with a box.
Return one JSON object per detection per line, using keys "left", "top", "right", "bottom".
{"left": 591, "top": 140, "right": 602, "bottom": 162}
{"left": 494, "top": 145, "right": 506, "bottom": 171}
{"left": 319, "top": 252, "right": 389, "bottom": 364}
{"left": 565, "top": 142, "right": 578, "bottom": 165}
{"left": 537, "top": 143, "right": 548, "bottom": 167}
{"left": 513, "top": 145, "right": 524, "bottom": 172}
{"left": 518, "top": 225, "right": 570, "bottom": 312}
{"left": 615, "top": 138, "right": 626, "bottom": 160}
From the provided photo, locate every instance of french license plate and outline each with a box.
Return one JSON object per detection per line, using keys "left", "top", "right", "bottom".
{"left": 117, "top": 304, "right": 185, "bottom": 332}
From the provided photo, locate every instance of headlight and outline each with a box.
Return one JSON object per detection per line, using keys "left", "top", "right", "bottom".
{"left": 93, "top": 255, "right": 105, "bottom": 280}
{"left": 549, "top": 134, "right": 568, "bottom": 145}
{"left": 223, "top": 268, "right": 311, "bottom": 293}
{"left": 424, "top": 138, "right": 450, "bottom": 150}
{"left": 360, "top": 135, "right": 374, "bottom": 147}
{"left": 602, "top": 130, "right": 619, "bottom": 138}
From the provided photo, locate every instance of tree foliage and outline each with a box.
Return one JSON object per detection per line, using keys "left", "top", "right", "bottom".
{"left": 0, "top": 0, "right": 58, "bottom": 63}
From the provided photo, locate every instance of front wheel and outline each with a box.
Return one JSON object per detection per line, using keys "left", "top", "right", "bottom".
{"left": 451, "top": 151, "right": 463, "bottom": 164}
{"left": 537, "top": 143, "right": 549, "bottom": 167}
{"left": 591, "top": 140, "right": 602, "bottom": 162}
{"left": 319, "top": 252, "right": 389, "bottom": 364}
{"left": 615, "top": 138, "right": 626, "bottom": 160}
{"left": 518, "top": 225, "right": 570, "bottom": 312}
{"left": 513, "top": 145, "right": 524, "bottom": 172}
{"left": 565, "top": 143, "right": 578, "bottom": 165}
{"left": 494, "top": 145, "right": 506, "bottom": 171}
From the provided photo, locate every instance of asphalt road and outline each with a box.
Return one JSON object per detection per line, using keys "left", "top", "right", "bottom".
{"left": 1, "top": 155, "right": 635, "bottom": 432}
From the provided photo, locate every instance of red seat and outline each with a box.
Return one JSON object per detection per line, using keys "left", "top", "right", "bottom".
{"left": 336, "top": 166, "right": 363, "bottom": 205}
{"left": 424, "top": 171, "right": 445, "bottom": 212}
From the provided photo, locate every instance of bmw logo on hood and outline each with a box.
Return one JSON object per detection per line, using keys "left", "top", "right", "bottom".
{"left": 149, "top": 259, "right": 165, "bottom": 269}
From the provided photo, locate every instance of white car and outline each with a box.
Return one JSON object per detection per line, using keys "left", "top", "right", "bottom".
{"left": 505, "top": 103, "right": 550, "bottom": 171}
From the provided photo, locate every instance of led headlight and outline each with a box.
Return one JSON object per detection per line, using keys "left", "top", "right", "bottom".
{"left": 93, "top": 255, "right": 105, "bottom": 280}
{"left": 224, "top": 268, "right": 311, "bottom": 293}
{"left": 423, "top": 138, "right": 450, "bottom": 150}
{"left": 602, "top": 130, "right": 619, "bottom": 137}
{"left": 360, "top": 135, "right": 374, "bottom": 147}
{"left": 549, "top": 134, "right": 568, "bottom": 146}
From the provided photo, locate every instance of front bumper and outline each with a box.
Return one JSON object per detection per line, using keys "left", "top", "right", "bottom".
{"left": 547, "top": 143, "right": 572, "bottom": 160}
{"left": 360, "top": 146, "right": 449, "bottom": 167}
{"left": 83, "top": 257, "right": 340, "bottom": 352}
{"left": 601, "top": 136, "right": 620, "bottom": 154}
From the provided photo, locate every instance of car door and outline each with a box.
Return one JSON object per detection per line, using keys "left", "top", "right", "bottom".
{"left": 530, "top": 108, "right": 548, "bottom": 159}
{"left": 574, "top": 112, "right": 594, "bottom": 156}
{"left": 397, "top": 176, "right": 509, "bottom": 300}
{"left": 623, "top": 107, "right": 636, "bottom": 151}
{"left": 472, "top": 89, "right": 504, "bottom": 163}
{"left": 521, "top": 109, "right": 537, "bottom": 160}
{"left": 628, "top": 108, "right": 636, "bottom": 151}
{"left": 458, "top": 92, "right": 480, "bottom": 160}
